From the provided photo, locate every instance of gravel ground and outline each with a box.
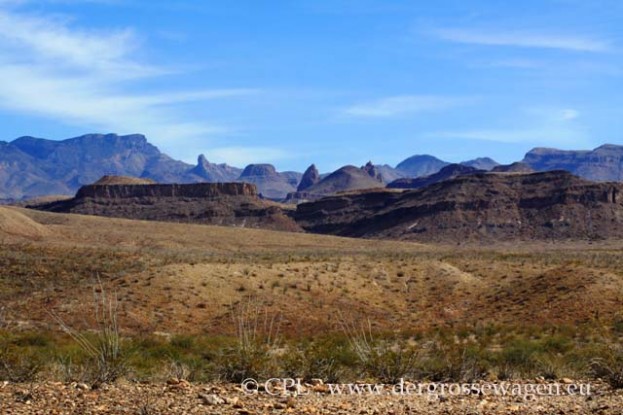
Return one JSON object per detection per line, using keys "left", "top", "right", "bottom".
{"left": 1, "top": 379, "right": 621, "bottom": 415}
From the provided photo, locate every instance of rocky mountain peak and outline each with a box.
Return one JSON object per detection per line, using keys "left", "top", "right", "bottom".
{"left": 193, "top": 154, "right": 211, "bottom": 174}
{"left": 388, "top": 163, "right": 480, "bottom": 189}
{"left": 240, "top": 164, "right": 278, "bottom": 177}
{"left": 362, "top": 161, "right": 383, "bottom": 182}
{"left": 297, "top": 164, "right": 320, "bottom": 191}
{"left": 492, "top": 162, "right": 535, "bottom": 173}
{"left": 197, "top": 154, "right": 209, "bottom": 165}
{"left": 189, "top": 154, "right": 242, "bottom": 182}
{"left": 461, "top": 157, "right": 499, "bottom": 171}
{"left": 396, "top": 154, "right": 449, "bottom": 177}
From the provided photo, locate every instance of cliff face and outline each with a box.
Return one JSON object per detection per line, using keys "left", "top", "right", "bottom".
{"left": 523, "top": 144, "right": 623, "bottom": 181}
{"left": 295, "top": 171, "right": 623, "bottom": 242}
{"left": 35, "top": 181, "right": 299, "bottom": 232}
{"left": 76, "top": 182, "right": 257, "bottom": 199}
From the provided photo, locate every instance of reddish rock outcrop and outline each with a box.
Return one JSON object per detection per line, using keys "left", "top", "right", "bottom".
{"left": 34, "top": 180, "right": 300, "bottom": 232}
{"left": 76, "top": 182, "right": 257, "bottom": 199}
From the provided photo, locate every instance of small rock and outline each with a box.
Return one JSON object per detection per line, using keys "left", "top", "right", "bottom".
{"left": 198, "top": 393, "right": 225, "bottom": 405}
{"left": 312, "top": 384, "right": 329, "bottom": 393}
{"left": 226, "top": 396, "right": 240, "bottom": 406}
{"left": 14, "top": 390, "right": 33, "bottom": 403}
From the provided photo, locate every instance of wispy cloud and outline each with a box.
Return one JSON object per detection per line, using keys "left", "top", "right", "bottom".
{"left": 342, "top": 95, "right": 471, "bottom": 118}
{"left": 0, "top": 5, "right": 256, "bottom": 147}
{"left": 479, "top": 58, "right": 545, "bottom": 69}
{"left": 432, "top": 128, "right": 587, "bottom": 145}
{"left": 429, "top": 107, "right": 588, "bottom": 146}
{"left": 433, "top": 28, "right": 611, "bottom": 53}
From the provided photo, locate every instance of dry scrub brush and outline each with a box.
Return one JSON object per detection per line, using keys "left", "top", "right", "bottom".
{"left": 51, "top": 276, "right": 125, "bottom": 385}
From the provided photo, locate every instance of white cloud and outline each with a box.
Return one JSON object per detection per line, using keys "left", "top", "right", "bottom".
{"left": 0, "top": 5, "right": 256, "bottom": 146}
{"left": 433, "top": 28, "right": 611, "bottom": 53}
{"left": 430, "top": 107, "right": 588, "bottom": 146}
{"left": 342, "top": 95, "right": 470, "bottom": 118}
{"left": 0, "top": 11, "right": 137, "bottom": 70}
{"left": 207, "top": 146, "right": 291, "bottom": 166}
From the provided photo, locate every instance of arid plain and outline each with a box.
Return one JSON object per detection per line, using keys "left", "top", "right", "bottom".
{"left": 2, "top": 206, "right": 623, "bottom": 413}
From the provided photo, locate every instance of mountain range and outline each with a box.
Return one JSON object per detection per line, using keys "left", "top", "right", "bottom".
{"left": 1, "top": 133, "right": 623, "bottom": 202}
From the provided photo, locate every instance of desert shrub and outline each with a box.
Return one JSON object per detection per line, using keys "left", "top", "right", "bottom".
{"left": 52, "top": 280, "right": 127, "bottom": 385}
{"left": 589, "top": 345, "right": 623, "bottom": 389}
{"left": 0, "top": 345, "right": 42, "bottom": 382}
{"left": 364, "top": 343, "right": 419, "bottom": 383}
{"left": 215, "top": 300, "right": 281, "bottom": 382}
{"left": 170, "top": 335, "right": 195, "bottom": 351}
{"left": 539, "top": 334, "right": 573, "bottom": 354}
{"left": 612, "top": 316, "right": 623, "bottom": 334}
{"left": 534, "top": 355, "right": 568, "bottom": 380}
{"left": 281, "top": 337, "right": 354, "bottom": 382}
{"left": 12, "top": 332, "right": 52, "bottom": 348}
{"left": 217, "top": 342, "right": 274, "bottom": 382}
{"left": 418, "top": 342, "right": 489, "bottom": 382}
{"left": 341, "top": 318, "right": 419, "bottom": 383}
{"left": 496, "top": 338, "right": 540, "bottom": 373}
{"left": 164, "top": 357, "right": 205, "bottom": 382}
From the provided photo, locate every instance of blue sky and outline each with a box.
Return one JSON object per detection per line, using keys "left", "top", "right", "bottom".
{"left": 0, "top": 0, "right": 622, "bottom": 171}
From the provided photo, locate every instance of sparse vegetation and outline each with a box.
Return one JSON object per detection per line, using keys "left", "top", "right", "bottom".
{"left": 1, "top": 208, "right": 623, "bottom": 387}
{"left": 216, "top": 300, "right": 282, "bottom": 382}
{"left": 50, "top": 279, "right": 126, "bottom": 385}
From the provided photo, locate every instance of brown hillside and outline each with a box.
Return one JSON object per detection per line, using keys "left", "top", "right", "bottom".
{"left": 0, "top": 206, "right": 49, "bottom": 239}
{"left": 2, "top": 208, "right": 623, "bottom": 337}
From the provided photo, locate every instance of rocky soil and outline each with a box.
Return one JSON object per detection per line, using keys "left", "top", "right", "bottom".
{"left": 0, "top": 380, "right": 621, "bottom": 415}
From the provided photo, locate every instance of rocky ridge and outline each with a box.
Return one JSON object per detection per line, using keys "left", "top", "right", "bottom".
{"left": 388, "top": 164, "right": 482, "bottom": 189}
{"left": 35, "top": 180, "right": 300, "bottom": 232}
{"left": 295, "top": 171, "right": 623, "bottom": 242}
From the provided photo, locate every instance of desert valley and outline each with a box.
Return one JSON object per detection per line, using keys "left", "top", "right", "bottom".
{"left": 2, "top": 135, "right": 623, "bottom": 413}
{"left": 1, "top": 1, "right": 622, "bottom": 413}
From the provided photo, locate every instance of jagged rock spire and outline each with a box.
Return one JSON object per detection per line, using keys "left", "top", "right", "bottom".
{"left": 297, "top": 164, "right": 320, "bottom": 191}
